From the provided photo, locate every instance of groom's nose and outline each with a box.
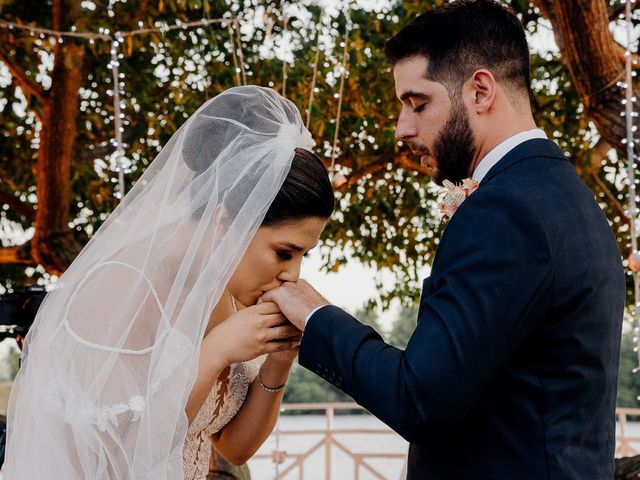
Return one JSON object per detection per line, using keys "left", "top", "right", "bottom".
{"left": 395, "top": 109, "right": 417, "bottom": 140}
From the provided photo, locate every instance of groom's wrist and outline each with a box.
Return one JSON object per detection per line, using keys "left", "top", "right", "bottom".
{"left": 304, "top": 304, "right": 330, "bottom": 327}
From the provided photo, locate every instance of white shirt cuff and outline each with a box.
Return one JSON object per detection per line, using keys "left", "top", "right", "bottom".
{"left": 304, "top": 304, "right": 330, "bottom": 327}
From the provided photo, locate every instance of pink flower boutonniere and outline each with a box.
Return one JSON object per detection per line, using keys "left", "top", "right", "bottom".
{"left": 437, "top": 178, "right": 479, "bottom": 218}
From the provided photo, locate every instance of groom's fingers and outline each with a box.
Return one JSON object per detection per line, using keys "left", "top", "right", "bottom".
{"left": 260, "top": 281, "right": 330, "bottom": 332}
{"left": 259, "top": 288, "right": 280, "bottom": 305}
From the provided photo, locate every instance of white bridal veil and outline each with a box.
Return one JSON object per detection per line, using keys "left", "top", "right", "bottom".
{"left": 5, "top": 86, "right": 314, "bottom": 479}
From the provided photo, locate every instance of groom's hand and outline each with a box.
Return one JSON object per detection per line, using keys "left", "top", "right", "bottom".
{"left": 259, "top": 280, "right": 329, "bottom": 331}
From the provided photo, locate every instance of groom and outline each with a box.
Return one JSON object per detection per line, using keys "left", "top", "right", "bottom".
{"left": 262, "top": 0, "right": 625, "bottom": 478}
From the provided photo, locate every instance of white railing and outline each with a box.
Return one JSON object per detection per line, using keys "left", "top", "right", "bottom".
{"left": 251, "top": 403, "right": 407, "bottom": 480}
{"left": 251, "top": 404, "right": 640, "bottom": 480}
{"left": 616, "top": 408, "right": 640, "bottom": 457}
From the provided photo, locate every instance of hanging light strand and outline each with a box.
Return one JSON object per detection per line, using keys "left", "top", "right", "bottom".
{"left": 0, "top": 16, "right": 239, "bottom": 202}
{"left": 227, "top": 23, "right": 242, "bottom": 87}
{"left": 0, "top": 18, "right": 234, "bottom": 40}
{"left": 330, "top": 4, "right": 352, "bottom": 177}
{"left": 234, "top": 20, "right": 247, "bottom": 86}
{"left": 620, "top": 0, "right": 640, "bottom": 376}
{"left": 306, "top": 9, "right": 323, "bottom": 129}
{"left": 282, "top": 14, "right": 289, "bottom": 98}
{"left": 110, "top": 37, "right": 126, "bottom": 197}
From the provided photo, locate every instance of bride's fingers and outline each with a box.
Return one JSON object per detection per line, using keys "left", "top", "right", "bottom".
{"left": 251, "top": 302, "right": 281, "bottom": 315}
{"left": 261, "top": 313, "right": 288, "bottom": 327}
{"left": 266, "top": 324, "right": 300, "bottom": 341}
{"left": 266, "top": 338, "right": 302, "bottom": 353}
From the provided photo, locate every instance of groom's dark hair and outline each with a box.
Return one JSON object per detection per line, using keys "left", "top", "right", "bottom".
{"left": 385, "top": 0, "right": 531, "bottom": 101}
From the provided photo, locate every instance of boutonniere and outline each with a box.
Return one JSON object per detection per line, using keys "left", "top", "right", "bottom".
{"left": 437, "top": 178, "right": 479, "bottom": 218}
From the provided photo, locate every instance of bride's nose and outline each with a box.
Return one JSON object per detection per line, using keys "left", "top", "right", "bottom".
{"left": 277, "top": 260, "right": 301, "bottom": 283}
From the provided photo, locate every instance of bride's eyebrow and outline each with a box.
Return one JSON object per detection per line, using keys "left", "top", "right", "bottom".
{"left": 279, "top": 242, "right": 303, "bottom": 251}
{"left": 278, "top": 242, "right": 319, "bottom": 252}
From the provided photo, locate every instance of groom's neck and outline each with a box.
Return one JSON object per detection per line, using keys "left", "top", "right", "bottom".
{"left": 467, "top": 105, "right": 538, "bottom": 177}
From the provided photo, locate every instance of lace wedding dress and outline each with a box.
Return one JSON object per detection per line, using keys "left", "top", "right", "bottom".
{"left": 183, "top": 358, "right": 260, "bottom": 480}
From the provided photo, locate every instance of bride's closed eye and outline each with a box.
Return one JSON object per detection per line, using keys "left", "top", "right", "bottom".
{"left": 277, "top": 251, "right": 293, "bottom": 261}
{"left": 277, "top": 250, "right": 310, "bottom": 261}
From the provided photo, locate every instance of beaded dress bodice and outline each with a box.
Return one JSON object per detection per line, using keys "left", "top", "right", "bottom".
{"left": 182, "top": 359, "right": 259, "bottom": 480}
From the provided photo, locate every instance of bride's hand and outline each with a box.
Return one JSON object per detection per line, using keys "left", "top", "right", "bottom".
{"left": 267, "top": 341, "right": 301, "bottom": 365}
{"left": 208, "top": 302, "right": 301, "bottom": 366}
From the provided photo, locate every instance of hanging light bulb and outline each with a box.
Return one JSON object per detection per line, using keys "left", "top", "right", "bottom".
{"left": 331, "top": 173, "right": 348, "bottom": 189}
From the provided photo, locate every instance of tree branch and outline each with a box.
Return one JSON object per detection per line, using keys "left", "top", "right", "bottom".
{"left": 0, "top": 190, "right": 35, "bottom": 222}
{"left": 0, "top": 244, "right": 34, "bottom": 265}
{"left": 583, "top": 138, "right": 628, "bottom": 244}
{"left": 73, "top": 129, "right": 137, "bottom": 165}
{"left": 591, "top": 171, "right": 626, "bottom": 221}
{"left": 0, "top": 44, "right": 46, "bottom": 105}
{"left": 532, "top": 0, "right": 639, "bottom": 160}
{"left": 334, "top": 158, "right": 390, "bottom": 194}
{"left": 332, "top": 153, "right": 432, "bottom": 194}
{"left": 608, "top": 0, "right": 640, "bottom": 22}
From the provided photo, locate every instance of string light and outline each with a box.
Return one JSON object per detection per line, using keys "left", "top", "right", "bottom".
{"left": 110, "top": 37, "right": 125, "bottom": 197}
{"left": 621, "top": 0, "right": 640, "bottom": 380}
{"left": 330, "top": 4, "right": 352, "bottom": 188}
{"left": 233, "top": 21, "right": 247, "bottom": 85}
{"left": 227, "top": 22, "right": 242, "bottom": 87}
{"left": 0, "top": 17, "right": 239, "bottom": 201}
{"left": 282, "top": 14, "right": 289, "bottom": 98}
{"left": 306, "top": 9, "right": 323, "bottom": 129}
{"left": 1, "top": 9, "right": 355, "bottom": 193}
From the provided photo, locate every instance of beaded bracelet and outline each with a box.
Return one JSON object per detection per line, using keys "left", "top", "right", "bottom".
{"left": 258, "top": 365, "right": 287, "bottom": 393}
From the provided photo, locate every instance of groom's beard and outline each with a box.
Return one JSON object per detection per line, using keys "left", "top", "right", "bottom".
{"left": 430, "top": 101, "right": 477, "bottom": 186}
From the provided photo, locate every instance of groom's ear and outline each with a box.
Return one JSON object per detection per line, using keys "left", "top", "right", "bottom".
{"left": 467, "top": 69, "right": 496, "bottom": 115}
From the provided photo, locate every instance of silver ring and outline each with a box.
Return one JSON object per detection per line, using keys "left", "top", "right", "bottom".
{"left": 273, "top": 326, "right": 280, "bottom": 340}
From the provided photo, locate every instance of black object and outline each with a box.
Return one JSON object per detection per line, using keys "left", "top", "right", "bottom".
{"left": 0, "top": 285, "right": 47, "bottom": 341}
{"left": 0, "top": 286, "right": 46, "bottom": 471}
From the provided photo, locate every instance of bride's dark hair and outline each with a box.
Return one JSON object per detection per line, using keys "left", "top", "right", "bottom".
{"left": 182, "top": 93, "right": 334, "bottom": 225}
{"left": 181, "top": 110, "right": 334, "bottom": 226}
{"left": 263, "top": 148, "right": 334, "bottom": 226}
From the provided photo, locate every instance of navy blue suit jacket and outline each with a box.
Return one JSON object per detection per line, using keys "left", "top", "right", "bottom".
{"left": 299, "top": 139, "right": 625, "bottom": 479}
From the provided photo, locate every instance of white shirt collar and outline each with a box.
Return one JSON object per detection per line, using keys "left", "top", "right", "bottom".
{"left": 471, "top": 128, "right": 547, "bottom": 183}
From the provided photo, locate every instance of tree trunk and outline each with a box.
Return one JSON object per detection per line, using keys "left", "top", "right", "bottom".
{"left": 531, "top": 0, "right": 640, "bottom": 161}
{"left": 30, "top": 0, "right": 84, "bottom": 275}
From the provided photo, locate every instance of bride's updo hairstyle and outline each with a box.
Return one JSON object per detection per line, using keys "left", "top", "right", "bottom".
{"left": 262, "top": 148, "right": 334, "bottom": 226}
{"left": 182, "top": 87, "right": 334, "bottom": 225}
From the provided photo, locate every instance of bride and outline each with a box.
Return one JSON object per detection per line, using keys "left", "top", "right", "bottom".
{"left": 4, "top": 86, "right": 334, "bottom": 479}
